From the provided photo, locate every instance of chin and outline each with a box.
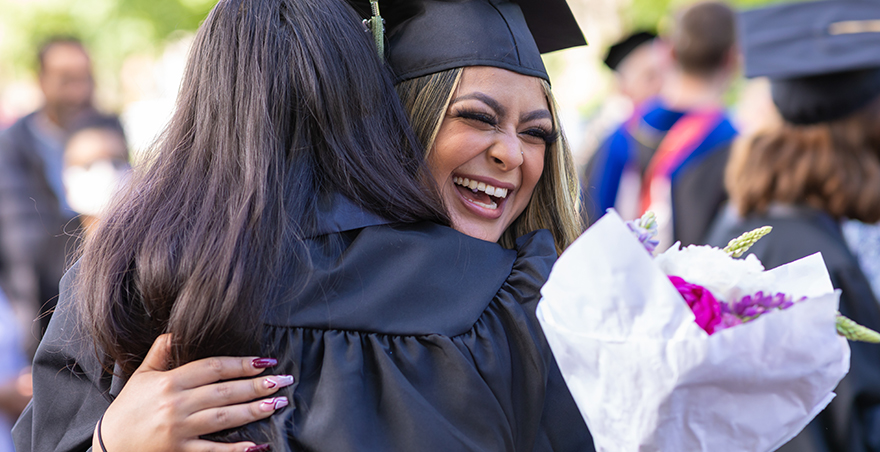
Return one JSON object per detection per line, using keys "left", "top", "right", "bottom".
{"left": 455, "top": 222, "right": 502, "bottom": 243}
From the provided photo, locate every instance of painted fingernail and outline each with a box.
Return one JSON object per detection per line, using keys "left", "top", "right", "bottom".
{"left": 245, "top": 445, "right": 271, "bottom": 452}
{"left": 252, "top": 358, "right": 277, "bottom": 368}
{"left": 263, "top": 375, "right": 295, "bottom": 389}
{"left": 260, "top": 396, "right": 289, "bottom": 411}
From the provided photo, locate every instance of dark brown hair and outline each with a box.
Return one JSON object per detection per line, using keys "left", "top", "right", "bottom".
{"left": 78, "top": 0, "right": 449, "bottom": 376}
{"left": 727, "top": 99, "right": 880, "bottom": 222}
{"left": 671, "top": 1, "right": 736, "bottom": 76}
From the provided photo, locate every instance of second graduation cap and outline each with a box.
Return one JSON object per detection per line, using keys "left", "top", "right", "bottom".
{"left": 350, "top": 0, "right": 586, "bottom": 82}
{"left": 740, "top": 0, "right": 880, "bottom": 124}
{"left": 603, "top": 31, "right": 656, "bottom": 71}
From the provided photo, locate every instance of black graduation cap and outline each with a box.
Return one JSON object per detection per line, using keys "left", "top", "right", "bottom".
{"left": 349, "top": 0, "right": 586, "bottom": 82}
{"left": 603, "top": 31, "right": 656, "bottom": 71}
{"left": 740, "top": 0, "right": 880, "bottom": 124}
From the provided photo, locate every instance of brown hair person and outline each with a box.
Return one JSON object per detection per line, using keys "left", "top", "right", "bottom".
{"left": 726, "top": 98, "right": 880, "bottom": 222}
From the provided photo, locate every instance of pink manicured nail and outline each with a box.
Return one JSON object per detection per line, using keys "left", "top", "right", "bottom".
{"left": 260, "top": 396, "right": 289, "bottom": 411}
{"left": 252, "top": 358, "right": 278, "bottom": 368}
{"left": 263, "top": 375, "right": 294, "bottom": 389}
{"left": 245, "top": 445, "right": 271, "bottom": 452}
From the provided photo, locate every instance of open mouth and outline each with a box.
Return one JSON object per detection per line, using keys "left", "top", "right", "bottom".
{"left": 452, "top": 176, "right": 509, "bottom": 210}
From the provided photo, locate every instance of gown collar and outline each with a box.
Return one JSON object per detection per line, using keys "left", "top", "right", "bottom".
{"left": 312, "top": 192, "right": 393, "bottom": 236}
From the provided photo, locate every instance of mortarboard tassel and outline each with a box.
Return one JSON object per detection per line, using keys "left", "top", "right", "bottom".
{"left": 364, "top": 1, "right": 385, "bottom": 60}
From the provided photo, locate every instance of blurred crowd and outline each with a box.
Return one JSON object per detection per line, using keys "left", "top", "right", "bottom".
{"left": 2, "top": 1, "right": 880, "bottom": 451}
{"left": 0, "top": 37, "right": 131, "bottom": 452}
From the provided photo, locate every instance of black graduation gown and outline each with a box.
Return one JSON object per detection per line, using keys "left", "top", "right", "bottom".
{"left": 13, "top": 194, "right": 595, "bottom": 452}
{"left": 707, "top": 205, "right": 880, "bottom": 452}
{"left": 671, "top": 143, "right": 730, "bottom": 247}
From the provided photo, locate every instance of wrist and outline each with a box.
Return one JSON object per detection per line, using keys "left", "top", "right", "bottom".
{"left": 93, "top": 414, "right": 109, "bottom": 452}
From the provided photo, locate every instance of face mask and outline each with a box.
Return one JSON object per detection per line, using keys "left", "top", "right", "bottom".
{"left": 63, "top": 159, "right": 130, "bottom": 217}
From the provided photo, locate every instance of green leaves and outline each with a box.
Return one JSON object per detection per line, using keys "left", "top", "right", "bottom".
{"left": 0, "top": 0, "right": 211, "bottom": 105}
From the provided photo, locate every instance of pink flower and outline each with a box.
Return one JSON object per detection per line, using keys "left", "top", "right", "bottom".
{"left": 669, "top": 276, "right": 722, "bottom": 335}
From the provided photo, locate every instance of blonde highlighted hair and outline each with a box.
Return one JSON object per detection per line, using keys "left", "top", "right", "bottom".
{"left": 395, "top": 67, "right": 583, "bottom": 254}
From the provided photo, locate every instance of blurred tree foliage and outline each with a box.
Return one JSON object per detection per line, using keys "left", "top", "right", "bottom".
{"left": 625, "top": 0, "right": 787, "bottom": 34}
{"left": 0, "top": 0, "right": 216, "bottom": 109}
{"left": 0, "top": 0, "right": 789, "bottom": 112}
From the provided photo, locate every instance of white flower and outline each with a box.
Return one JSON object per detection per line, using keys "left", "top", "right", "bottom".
{"left": 655, "top": 242, "right": 768, "bottom": 302}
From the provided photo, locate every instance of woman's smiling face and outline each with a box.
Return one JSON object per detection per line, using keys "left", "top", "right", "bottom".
{"left": 429, "top": 66, "right": 553, "bottom": 242}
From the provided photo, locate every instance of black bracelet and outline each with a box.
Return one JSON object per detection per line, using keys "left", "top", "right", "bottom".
{"left": 96, "top": 414, "right": 109, "bottom": 452}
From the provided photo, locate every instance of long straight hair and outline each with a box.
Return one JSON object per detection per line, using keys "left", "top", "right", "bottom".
{"left": 78, "top": 0, "right": 449, "bottom": 375}
{"left": 395, "top": 68, "right": 583, "bottom": 254}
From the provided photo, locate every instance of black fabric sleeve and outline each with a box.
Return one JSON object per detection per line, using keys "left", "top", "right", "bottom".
{"left": 510, "top": 231, "right": 596, "bottom": 452}
{"left": 671, "top": 144, "right": 730, "bottom": 247}
{"left": 834, "top": 268, "right": 880, "bottom": 452}
{"left": 12, "top": 265, "right": 112, "bottom": 452}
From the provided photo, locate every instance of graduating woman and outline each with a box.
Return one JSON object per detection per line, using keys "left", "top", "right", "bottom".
{"left": 15, "top": 0, "right": 595, "bottom": 451}
{"left": 707, "top": 1, "right": 880, "bottom": 450}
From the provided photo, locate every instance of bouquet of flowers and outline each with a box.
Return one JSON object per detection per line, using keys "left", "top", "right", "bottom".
{"left": 536, "top": 210, "right": 879, "bottom": 452}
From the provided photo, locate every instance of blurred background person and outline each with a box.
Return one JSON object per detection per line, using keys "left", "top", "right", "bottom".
{"left": 604, "top": 31, "right": 667, "bottom": 113}
{"left": 843, "top": 219, "right": 880, "bottom": 303}
{"left": 583, "top": 1, "right": 738, "bottom": 250}
{"left": 579, "top": 30, "right": 668, "bottom": 221}
{"left": 62, "top": 120, "right": 131, "bottom": 236}
{"left": 0, "top": 37, "right": 120, "bottom": 354}
{"left": 0, "top": 287, "right": 30, "bottom": 452}
{"left": 708, "top": 1, "right": 880, "bottom": 450}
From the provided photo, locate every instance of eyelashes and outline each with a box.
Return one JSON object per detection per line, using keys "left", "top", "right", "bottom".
{"left": 526, "top": 127, "right": 559, "bottom": 144}
{"left": 453, "top": 108, "right": 558, "bottom": 144}
{"left": 454, "top": 109, "right": 498, "bottom": 126}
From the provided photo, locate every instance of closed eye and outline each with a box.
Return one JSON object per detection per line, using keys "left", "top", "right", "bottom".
{"left": 455, "top": 109, "right": 498, "bottom": 127}
{"left": 521, "top": 126, "right": 558, "bottom": 145}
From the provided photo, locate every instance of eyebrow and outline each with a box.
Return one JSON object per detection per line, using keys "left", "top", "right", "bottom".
{"left": 450, "top": 92, "right": 506, "bottom": 117}
{"left": 520, "top": 109, "right": 552, "bottom": 123}
{"left": 450, "top": 92, "right": 552, "bottom": 124}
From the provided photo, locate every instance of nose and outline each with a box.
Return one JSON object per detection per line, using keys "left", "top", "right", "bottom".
{"left": 485, "top": 132, "right": 523, "bottom": 171}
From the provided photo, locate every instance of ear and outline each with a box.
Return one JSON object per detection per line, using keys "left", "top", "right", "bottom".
{"left": 716, "top": 44, "right": 741, "bottom": 77}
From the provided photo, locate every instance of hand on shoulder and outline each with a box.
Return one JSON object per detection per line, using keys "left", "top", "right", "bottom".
{"left": 95, "top": 334, "right": 290, "bottom": 452}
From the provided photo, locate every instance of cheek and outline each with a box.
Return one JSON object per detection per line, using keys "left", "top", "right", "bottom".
{"left": 426, "top": 131, "right": 482, "bottom": 184}
{"left": 523, "top": 150, "right": 546, "bottom": 194}
{"left": 510, "top": 149, "right": 546, "bottom": 220}
{"left": 426, "top": 148, "right": 452, "bottom": 187}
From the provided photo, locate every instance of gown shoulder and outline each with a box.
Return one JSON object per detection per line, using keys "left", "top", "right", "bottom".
{"left": 14, "top": 222, "right": 594, "bottom": 452}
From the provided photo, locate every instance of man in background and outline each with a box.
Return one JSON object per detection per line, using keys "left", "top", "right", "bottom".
{"left": 581, "top": 30, "right": 669, "bottom": 222}
{"left": 0, "top": 37, "right": 118, "bottom": 354}
{"left": 584, "top": 1, "right": 738, "bottom": 250}
{"left": 604, "top": 31, "right": 666, "bottom": 110}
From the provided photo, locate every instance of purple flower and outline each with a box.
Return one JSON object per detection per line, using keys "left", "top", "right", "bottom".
{"left": 741, "top": 306, "right": 762, "bottom": 318}
{"left": 714, "top": 313, "right": 743, "bottom": 332}
{"left": 722, "top": 291, "right": 803, "bottom": 325}
{"left": 625, "top": 212, "right": 660, "bottom": 254}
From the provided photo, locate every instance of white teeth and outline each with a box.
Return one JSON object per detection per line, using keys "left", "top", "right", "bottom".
{"left": 471, "top": 199, "right": 498, "bottom": 210}
{"left": 452, "top": 177, "right": 509, "bottom": 199}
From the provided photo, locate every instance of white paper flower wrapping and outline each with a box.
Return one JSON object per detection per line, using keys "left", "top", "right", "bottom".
{"left": 536, "top": 211, "right": 851, "bottom": 452}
